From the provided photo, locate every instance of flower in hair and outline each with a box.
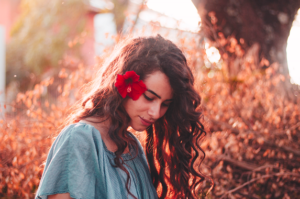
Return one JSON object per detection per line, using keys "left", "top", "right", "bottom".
{"left": 115, "top": 71, "right": 147, "bottom": 100}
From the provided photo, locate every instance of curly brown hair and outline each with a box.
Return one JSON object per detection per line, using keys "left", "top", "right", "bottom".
{"left": 65, "top": 35, "right": 207, "bottom": 198}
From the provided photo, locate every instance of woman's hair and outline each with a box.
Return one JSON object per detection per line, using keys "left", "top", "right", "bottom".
{"left": 65, "top": 35, "right": 207, "bottom": 198}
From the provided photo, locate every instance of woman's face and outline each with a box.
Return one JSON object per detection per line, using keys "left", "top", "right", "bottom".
{"left": 123, "top": 71, "right": 173, "bottom": 131}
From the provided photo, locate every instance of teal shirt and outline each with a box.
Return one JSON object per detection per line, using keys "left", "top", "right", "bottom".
{"left": 35, "top": 122, "right": 158, "bottom": 199}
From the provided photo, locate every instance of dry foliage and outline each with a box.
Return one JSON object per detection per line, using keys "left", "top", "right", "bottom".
{"left": 0, "top": 33, "right": 299, "bottom": 198}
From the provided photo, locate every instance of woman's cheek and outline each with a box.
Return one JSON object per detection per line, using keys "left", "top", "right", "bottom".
{"left": 160, "top": 107, "right": 168, "bottom": 117}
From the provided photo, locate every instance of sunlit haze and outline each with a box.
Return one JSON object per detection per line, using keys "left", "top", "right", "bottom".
{"left": 287, "top": 9, "right": 300, "bottom": 85}
{"left": 146, "top": 0, "right": 200, "bottom": 32}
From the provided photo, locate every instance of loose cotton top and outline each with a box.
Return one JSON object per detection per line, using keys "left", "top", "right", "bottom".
{"left": 35, "top": 122, "right": 158, "bottom": 199}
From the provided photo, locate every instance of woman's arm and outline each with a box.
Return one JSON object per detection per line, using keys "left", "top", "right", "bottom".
{"left": 48, "top": 193, "right": 73, "bottom": 199}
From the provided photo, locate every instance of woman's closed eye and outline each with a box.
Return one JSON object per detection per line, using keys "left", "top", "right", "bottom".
{"left": 143, "top": 94, "right": 153, "bottom": 101}
{"left": 161, "top": 103, "right": 170, "bottom": 107}
{"left": 144, "top": 94, "right": 171, "bottom": 107}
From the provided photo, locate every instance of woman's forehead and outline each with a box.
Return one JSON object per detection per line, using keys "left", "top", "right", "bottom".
{"left": 144, "top": 71, "right": 173, "bottom": 100}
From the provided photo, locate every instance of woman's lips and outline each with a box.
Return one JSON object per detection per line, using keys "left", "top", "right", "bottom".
{"left": 139, "top": 117, "right": 153, "bottom": 126}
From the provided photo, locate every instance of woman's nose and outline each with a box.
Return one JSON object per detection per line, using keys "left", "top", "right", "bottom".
{"left": 148, "top": 103, "right": 160, "bottom": 120}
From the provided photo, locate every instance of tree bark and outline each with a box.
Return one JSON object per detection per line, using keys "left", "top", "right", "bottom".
{"left": 192, "top": 0, "right": 300, "bottom": 76}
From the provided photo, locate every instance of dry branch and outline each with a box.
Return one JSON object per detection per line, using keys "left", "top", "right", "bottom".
{"left": 212, "top": 155, "right": 259, "bottom": 171}
{"left": 220, "top": 172, "right": 300, "bottom": 199}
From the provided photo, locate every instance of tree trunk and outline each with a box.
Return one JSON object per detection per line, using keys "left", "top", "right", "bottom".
{"left": 192, "top": 0, "right": 300, "bottom": 76}
{"left": 112, "top": 0, "right": 130, "bottom": 33}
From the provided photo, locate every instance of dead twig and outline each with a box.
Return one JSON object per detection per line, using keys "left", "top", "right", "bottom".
{"left": 214, "top": 154, "right": 259, "bottom": 171}
{"left": 242, "top": 164, "right": 278, "bottom": 177}
{"left": 129, "top": 0, "right": 145, "bottom": 34}
{"left": 274, "top": 122, "right": 300, "bottom": 134}
{"left": 220, "top": 172, "right": 300, "bottom": 199}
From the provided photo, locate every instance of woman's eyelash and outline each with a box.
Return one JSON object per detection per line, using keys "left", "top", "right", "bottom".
{"left": 144, "top": 94, "right": 171, "bottom": 107}
{"left": 143, "top": 94, "right": 153, "bottom": 101}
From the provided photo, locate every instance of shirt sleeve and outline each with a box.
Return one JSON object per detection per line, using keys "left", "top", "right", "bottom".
{"left": 35, "top": 123, "right": 100, "bottom": 199}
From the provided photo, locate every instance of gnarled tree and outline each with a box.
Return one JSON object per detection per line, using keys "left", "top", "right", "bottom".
{"left": 192, "top": 0, "right": 300, "bottom": 76}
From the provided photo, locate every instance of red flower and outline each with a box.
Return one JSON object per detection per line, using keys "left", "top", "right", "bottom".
{"left": 115, "top": 71, "right": 147, "bottom": 100}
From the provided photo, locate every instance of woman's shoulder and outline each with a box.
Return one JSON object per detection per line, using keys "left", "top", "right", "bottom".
{"left": 59, "top": 122, "right": 100, "bottom": 138}
{"left": 36, "top": 122, "right": 103, "bottom": 199}
{"left": 52, "top": 122, "right": 102, "bottom": 152}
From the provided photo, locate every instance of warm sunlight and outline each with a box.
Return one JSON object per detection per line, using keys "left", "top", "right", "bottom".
{"left": 287, "top": 9, "right": 300, "bottom": 85}
{"left": 145, "top": 0, "right": 200, "bottom": 32}
{"left": 145, "top": 0, "right": 221, "bottom": 63}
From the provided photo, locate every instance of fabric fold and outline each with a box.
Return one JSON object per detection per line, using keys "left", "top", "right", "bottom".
{"left": 35, "top": 122, "right": 158, "bottom": 199}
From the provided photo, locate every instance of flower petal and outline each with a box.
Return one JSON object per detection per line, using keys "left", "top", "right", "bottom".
{"left": 130, "top": 81, "right": 147, "bottom": 100}
{"left": 118, "top": 86, "right": 128, "bottom": 98}
{"left": 115, "top": 74, "right": 128, "bottom": 98}
{"left": 115, "top": 74, "right": 125, "bottom": 87}
{"left": 124, "top": 71, "right": 140, "bottom": 82}
{"left": 115, "top": 71, "right": 147, "bottom": 100}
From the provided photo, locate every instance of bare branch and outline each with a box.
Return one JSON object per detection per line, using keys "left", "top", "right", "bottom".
{"left": 220, "top": 172, "right": 300, "bottom": 199}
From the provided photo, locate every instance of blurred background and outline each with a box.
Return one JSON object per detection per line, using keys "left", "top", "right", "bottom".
{"left": 0, "top": 0, "right": 299, "bottom": 198}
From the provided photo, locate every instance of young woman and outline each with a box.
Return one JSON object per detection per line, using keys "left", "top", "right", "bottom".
{"left": 35, "top": 35, "right": 206, "bottom": 199}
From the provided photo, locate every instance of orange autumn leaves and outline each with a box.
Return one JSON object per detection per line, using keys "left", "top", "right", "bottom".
{"left": 0, "top": 58, "right": 94, "bottom": 198}
{"left": 0, "top": 34, "right": 299, "bottom": 198}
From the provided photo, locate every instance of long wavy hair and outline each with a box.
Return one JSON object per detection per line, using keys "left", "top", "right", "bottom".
{"left": 65, "top": 35, "right": 207, "bottom": 198}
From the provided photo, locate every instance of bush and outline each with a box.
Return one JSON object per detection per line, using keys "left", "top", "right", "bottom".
{"left": 1, "top": 33, "right": 299, "bottom": 198}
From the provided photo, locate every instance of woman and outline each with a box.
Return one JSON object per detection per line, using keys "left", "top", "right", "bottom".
{"left": 35, "top": 35, "right": 206, "bottom": 199}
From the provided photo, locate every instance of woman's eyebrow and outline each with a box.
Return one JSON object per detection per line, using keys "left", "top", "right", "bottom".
{"left": 164, "top": 99, "right": 173, "bottom": 102}
{"left": 146, "top": 89, "right": 173, "bottom": 101}
{"left": 147, "top": 89, "right": 161, "bottom": 99}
